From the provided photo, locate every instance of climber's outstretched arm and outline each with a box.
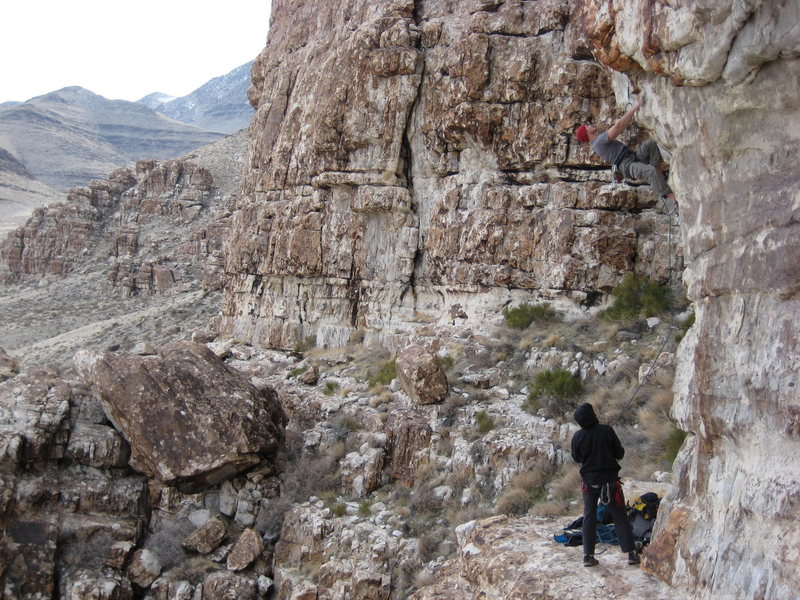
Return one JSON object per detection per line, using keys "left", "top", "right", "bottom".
{"left": 607, "top": 97, "right": 643, "bottom": 140}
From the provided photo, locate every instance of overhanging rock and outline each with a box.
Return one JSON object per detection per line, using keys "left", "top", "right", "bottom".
{"left": 75, "top": 341, "right": 286, "bottom": 493}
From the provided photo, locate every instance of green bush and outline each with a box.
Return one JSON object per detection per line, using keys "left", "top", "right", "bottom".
{"left": 502, "top": 302, "right": 561, "bottom": 329}
{"left": 600, "top": 274, "right": 670, "bottom": 321}
{"left": 664, "top": 422, "right": 687, "bottom": 462}
{"left": 368, "top": 359, "right": 397, "bottom": 387}
{"left": 475, "top": 411, "right": 495, "bottom": 434}
{"left": 323, "top": 381, "right": 340, "bottom": 396}
{"left": 288, "top": 366, "right": 308, "bottom": 378}
{"left": 529, "top": 368, "right": 583, "bottom": 403}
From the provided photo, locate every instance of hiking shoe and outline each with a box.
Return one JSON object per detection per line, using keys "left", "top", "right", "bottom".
{"left": 628, "top": 551, "right": 641, "bottom": 565}
{"left": 583, "top": 555, "right": 599, "bottom": 567}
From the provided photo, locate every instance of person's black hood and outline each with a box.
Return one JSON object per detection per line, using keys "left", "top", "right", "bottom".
{"left": 574, "top": 402, "right": 599, "bottom": 429}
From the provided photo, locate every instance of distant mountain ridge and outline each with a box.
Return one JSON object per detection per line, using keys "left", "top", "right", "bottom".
{"left": 0, "top": 86, "right": 224, "bottom": 193}
{"left": 138, "top": 62, "right": 254, "bottom": 134}
{"left": 0, "top": 62, "right": 253, "bottom": 235}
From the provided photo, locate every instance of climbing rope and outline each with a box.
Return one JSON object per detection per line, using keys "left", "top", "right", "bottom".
{"left": 612, "top": 196, "right": 678, "bottom": 424}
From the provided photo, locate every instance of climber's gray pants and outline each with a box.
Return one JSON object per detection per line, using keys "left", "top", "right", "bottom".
{"left": 620, "top": 140, "right": 672, "bottom": 197}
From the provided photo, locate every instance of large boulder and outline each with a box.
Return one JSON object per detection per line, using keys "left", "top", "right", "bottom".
{"left": 395, "top": 345, "right": 448, "bottom": 405}
{"left": 74, "top": 341, "right": 286, "bottom": 493}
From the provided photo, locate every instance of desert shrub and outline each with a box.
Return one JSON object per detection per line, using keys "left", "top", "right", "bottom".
{"left": 288, "top": 365, "right": 308, "bottom": 378}
{"left": 293, "top": 335, "right": 317, "bottom": 353}
{"left": 529, "top": 368, "right": 583, "bottom": 404}
{"left": 531, "top": 500, "right": 570, "bottom": 517}
{"left": 369, "top": 388, "right": 393, "bottom": 407}
{"left": 600, "top": 274, "right": 671, "bottom": 321}
{"left": 439, "top": 393, "right": 467, "bottom": 419}
{"left": 416, "top": 527, "right": 451, "bottom": 562}
{"left": 280, "top": 455, "right": 339, "bottom": 501}
{"left": 502, "top": 302, "right": 561, "bottom": 329}
{"left": 331, "top": 502, "right": 347, "bottom": 517}
{"left": 409, "top": 482, "right": 442, "bottom": 517}
{"left": 142, "top": 516, "right": 195, "bottom": 571}
{"left": 475, "top": 410, "right": 495, "bottom": 434}
{"left": 549, "top": 467, "right": 582, "bottom": 501}
{"left": 496, "top": 462, "right": 553, "bottom": 516}
{"left": 522, "top": 395, "right": 541, "bottom": 415}
{"left": 328, "top": 416, "right": 361, "bottom": 440}
{"left": 358, "top": 501, "right": 372, "bottom": 517}
{"left": 664, "top": 422, "right": 687, "bottom": 462}
{"left": 436, "top": 355, "right": 455, "bottom": 372}
{"left": 323, "top": 381, "right": 340, "bottom": 396}
{"left": 368, "top": 359, "right": 397, "bottom": 387}
{"left": 495, "top": 486, "right": 532, "bottom": 516}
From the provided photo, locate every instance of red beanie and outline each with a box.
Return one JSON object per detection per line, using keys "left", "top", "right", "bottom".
{"left": 575, "top": 124, "right": 589, "bottom": 143}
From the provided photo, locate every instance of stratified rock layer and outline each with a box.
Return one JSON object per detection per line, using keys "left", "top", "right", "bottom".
{"left": 219, "top": 0, "right": 680, "bottom": 351}
{"left": 0, "top": 157, "right": 231, "bottom": 296}
{"left": 578, "top": 1, "right": 800, "bottom": 599}
{"left": 74, "top": 341, "right": 287, "bottom": 493}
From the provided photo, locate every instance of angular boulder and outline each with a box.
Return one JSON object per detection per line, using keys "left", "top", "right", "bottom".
{"left": 395, "top": 345, "right": 448, "bottom": 405}
{"left": 227, "top": 528, "right": 263, "bottom": 572}
{"left": 74, "top": 341, "right": 286, "bottom": 493}
{"left": 183, "top": 517, "right": 228, "bottom": 555}
{"left": 127, "top": 548, "right": 161, "bottom": 588}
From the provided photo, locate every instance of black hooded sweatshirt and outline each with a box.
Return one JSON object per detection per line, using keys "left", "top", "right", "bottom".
{"left": 571, "top": 403, "right": 625, "bottom": 485}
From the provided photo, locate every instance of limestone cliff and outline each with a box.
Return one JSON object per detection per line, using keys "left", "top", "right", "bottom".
{"left": 221, "top": 0, "right": 799, "bottom": 598}
{"left": 577, "top": 1, "right": 800, "bottom": 598}
{"left": 218, "top": 0, "right": 680, "bottom": 350}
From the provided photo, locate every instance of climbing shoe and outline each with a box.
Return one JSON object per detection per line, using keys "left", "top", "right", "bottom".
{"left": 628, "top": 551, "right": 641, "bottom": 565}
{"left": 583, "top": 555, "right": 599, "bottom": 567}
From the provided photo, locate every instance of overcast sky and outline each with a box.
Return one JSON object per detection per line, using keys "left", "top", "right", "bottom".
{"left": 2, "top": 1, "right": 272, "bottom": 103}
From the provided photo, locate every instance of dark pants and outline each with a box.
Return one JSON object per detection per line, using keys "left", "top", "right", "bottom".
{"left": 581, "top": 481, "right": 635, "bottom": 555}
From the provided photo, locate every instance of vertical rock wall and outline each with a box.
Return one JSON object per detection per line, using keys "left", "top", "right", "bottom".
{"left": 579, "top": 1, "right": 800, "bottom": 598}
{"left": 220, "top": 0, "right": 680, "bottom": 350}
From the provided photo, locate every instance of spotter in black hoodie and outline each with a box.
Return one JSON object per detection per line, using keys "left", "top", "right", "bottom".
{"left": 571, "top": 402, "right": 625, "bottom": 485}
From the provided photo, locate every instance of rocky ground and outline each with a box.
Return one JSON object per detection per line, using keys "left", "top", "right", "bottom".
{"left": 0, "top": 273, "right": 221, "bottom": 375}
{"left": 0, "top": 275, "right": 687, "bottom": 598}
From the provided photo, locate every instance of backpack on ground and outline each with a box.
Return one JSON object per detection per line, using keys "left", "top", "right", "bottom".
{"left": 627, "top": 492, "right": 660, "bottom": 545}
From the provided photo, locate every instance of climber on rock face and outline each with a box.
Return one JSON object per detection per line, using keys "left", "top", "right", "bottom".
{"left": 575, "top": 95, "right": 676, "bottom": 206}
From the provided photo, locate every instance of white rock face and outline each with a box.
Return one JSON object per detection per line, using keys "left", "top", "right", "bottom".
{"left": 580, "top": 1, "right": 800, "bottom": 598}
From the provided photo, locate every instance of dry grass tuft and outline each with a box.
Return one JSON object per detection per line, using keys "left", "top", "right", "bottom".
{"left": 495, "top": 459, "right": 554, "bottom": 516}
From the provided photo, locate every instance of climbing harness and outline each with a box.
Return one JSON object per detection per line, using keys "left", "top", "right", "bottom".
{"left": 599, "top": 481, "right": 612, "bottom": 506}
